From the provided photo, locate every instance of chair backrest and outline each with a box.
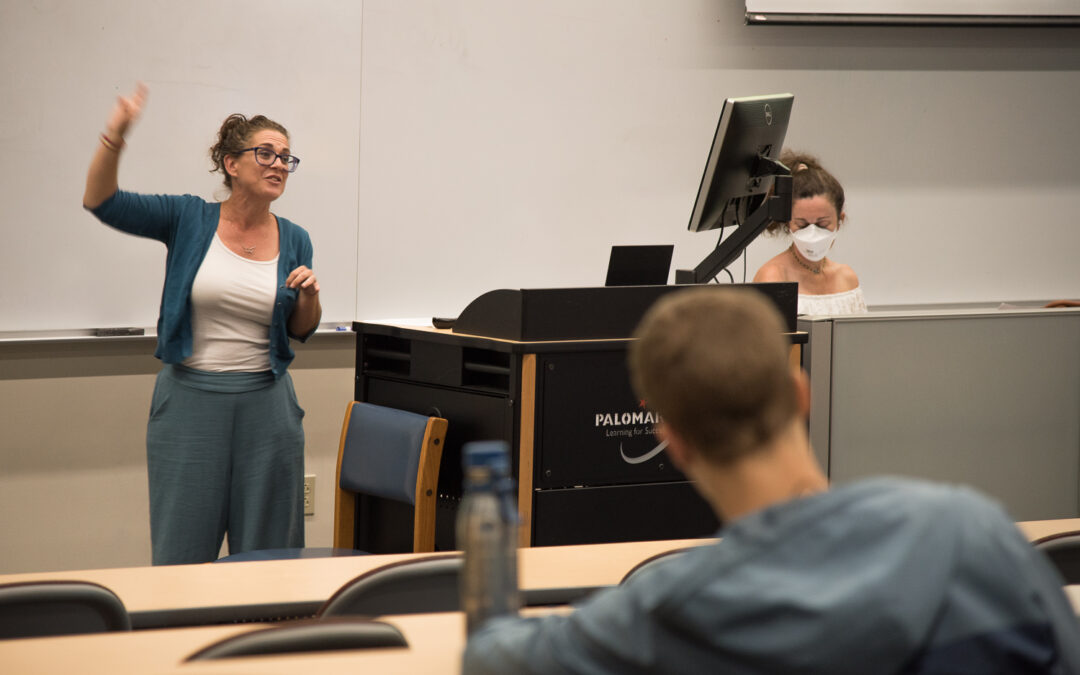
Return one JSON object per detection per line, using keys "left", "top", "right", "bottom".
{"left": 0, "top": 580, "right": 131, "bottom": 639}
{"left": 333, "top": 401, "right": 448, "bottom": 553}
{"left": 184, "top": 618, "right": 407, "bottom": 660}
{"left": 619, "top": 546, "right": 698, "bottom": 585}
{"left": 318, "top": 554, "right": 463, "bottom": 618}
{"left": 1034, "top": 531, "right": 1080, "bottom": 584}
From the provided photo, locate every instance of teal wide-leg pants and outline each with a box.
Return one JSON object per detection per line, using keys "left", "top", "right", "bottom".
{"left": 146, "top": 365, "right": 305, "bottom": 565}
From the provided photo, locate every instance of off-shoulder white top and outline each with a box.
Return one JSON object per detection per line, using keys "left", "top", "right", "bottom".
{"left": 797, "top": 287, "right": 867, "bottom": 316}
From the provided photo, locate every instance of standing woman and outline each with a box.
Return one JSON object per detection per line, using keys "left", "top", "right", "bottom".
{"left": 753, "top": 151, "right": 867, "bottom": 315}
{"left": 83, "top": 84, "right": 322, "bottom": 564}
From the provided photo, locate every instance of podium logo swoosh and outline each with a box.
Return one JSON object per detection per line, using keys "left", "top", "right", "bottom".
{"left": 620, "top": 440, "right": 669, "bottom": 465}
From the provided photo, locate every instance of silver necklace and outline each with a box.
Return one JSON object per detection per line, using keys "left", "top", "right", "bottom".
{"left": 241, "top": 244, "right": 256, "bottom": 255}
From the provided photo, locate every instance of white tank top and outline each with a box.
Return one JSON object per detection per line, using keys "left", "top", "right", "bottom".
{"left": 183, "top": 233, "right": 278, "bottom": 372}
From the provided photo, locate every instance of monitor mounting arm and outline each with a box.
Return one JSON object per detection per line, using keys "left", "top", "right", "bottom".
{"left": 675, "top": 157, "right": 791, "bottom": 285}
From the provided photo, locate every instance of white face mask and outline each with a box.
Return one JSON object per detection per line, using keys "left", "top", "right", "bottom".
{"left": 791, "top": 225, "right": 836, "bottom": 262}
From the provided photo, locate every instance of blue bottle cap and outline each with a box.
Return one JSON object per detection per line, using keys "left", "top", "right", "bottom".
{"left": 463, "top": 440, "right": 510, "bottom": 475}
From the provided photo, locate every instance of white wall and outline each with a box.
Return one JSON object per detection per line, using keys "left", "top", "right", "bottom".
{"left": 354, "top": 0, "right": 1080, "bottom": 319}
{"left": 1, "top": 1, "right": 1078, "bottom": 573}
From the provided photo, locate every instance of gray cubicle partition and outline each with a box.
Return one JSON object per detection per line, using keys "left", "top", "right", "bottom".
{"left": 800, "top": 307, "right": 1080, "bottom": 521}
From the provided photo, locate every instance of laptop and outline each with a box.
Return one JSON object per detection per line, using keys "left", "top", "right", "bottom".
{"left": 604, "top": 245, "right": 674, "bottom": 286}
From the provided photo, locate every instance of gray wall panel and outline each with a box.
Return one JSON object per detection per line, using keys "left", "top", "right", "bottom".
{"left": 824, "top": 311, "right": 1080, "bottom": 520}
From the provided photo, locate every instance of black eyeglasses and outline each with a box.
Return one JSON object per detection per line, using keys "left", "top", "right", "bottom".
{"left": 239, "top": 147, "right": 300, "bottom": 172}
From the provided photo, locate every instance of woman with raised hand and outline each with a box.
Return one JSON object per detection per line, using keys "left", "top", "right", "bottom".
{"left": 753, "top": 151, "right": 866, "bottom": 315}
{"left": 84, "top": 83, "right": 321, "bottom": 564}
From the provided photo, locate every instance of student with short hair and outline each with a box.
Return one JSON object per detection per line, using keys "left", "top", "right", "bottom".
{"left": 463, "top": 287, "right": 1080, "bottom": 674}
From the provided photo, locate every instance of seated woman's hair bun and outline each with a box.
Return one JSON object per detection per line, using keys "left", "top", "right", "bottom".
{"left": 763, "top": 150, "right": 845, "bottom": 236}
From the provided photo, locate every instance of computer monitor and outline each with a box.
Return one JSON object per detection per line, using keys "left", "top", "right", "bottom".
{"left": 676, "top": 94, "right": 794, "bottom": 285}
{"left": 604, "top": 245, "right": 674, "bottom": 286}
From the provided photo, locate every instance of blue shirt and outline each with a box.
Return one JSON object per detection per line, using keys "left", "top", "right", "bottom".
{"left": 88, "top": 190, "right": 316, "bottom": 378}
{"left": 464, "top": 477, "right": 1080, "bottom": 674}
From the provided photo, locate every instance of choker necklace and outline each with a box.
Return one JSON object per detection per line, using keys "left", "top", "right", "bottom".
{"left": 790, "top": 246, "right": 824, "bottom": 275}
{"left": 241, "top": 244, "right": 256, "bottom": 255}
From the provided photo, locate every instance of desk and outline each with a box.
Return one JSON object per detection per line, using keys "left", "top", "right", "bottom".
{"left": 11, "top": 590, "right": 1080, "bottom": 675}
{"left": 4, "top": 526, "right": 1080, "bottom": 675}
{"left": 0, "top": 624, "right": 263, "bottom": 675}
{"left": 1, "top": 518, "right": 1072, "bottom": 630}
{"left": 1016, "top": 518, "right": 1080, "bottom": 542}
{"left": 182, "top": 613, "right": 467, "bottom": 675}
{"left": 0, "top": 611, "right": 573, "bottom": 675}
{"left": 0, "top": 538, "right": 711, "bottom": 628}
{"left": 0, "top": 613, "right": 460, "bottom": 675}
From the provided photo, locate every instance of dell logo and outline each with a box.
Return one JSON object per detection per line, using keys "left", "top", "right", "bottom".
{"left": 764, "top": 104, "right": 773, "bottom": 126}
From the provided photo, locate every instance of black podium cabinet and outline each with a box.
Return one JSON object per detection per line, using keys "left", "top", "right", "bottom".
{"left": 353, "top": 283, "right": 801, "bottom": 551}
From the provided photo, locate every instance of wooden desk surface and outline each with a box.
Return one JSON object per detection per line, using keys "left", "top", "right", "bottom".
{"left": 2, "top": 518, "right": 1075, "bottom": 628}
{"left": 0, "top": 611, "right": 552, "bottom": 675}
{"left": 0, "top": 538, "right": 712, "bottom": 627}
{"left": 180, "top": 613, "right": 466, "bottom": 675}
{"left": 0, "top": 624, "right": 260, "bottom": 675}
{"left": 1015, "top": 518, "right": 1080, "bottom": 542}
{"left": 4, "top": 522, "right": 1080, "bottom": 675}
{"left": 11, "top": 588, "right": 1080, "bottom": 675}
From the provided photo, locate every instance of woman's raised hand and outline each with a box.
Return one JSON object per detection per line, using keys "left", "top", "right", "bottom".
{"left": 85, "top": 82, "right": 147, "bottom": 208}
{"left": 105, "top": 82, "right": 148, "bottom": 141}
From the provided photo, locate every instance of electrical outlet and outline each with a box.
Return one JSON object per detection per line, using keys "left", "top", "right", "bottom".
{"left": 303, "top": 474, "right": 315, "bottom": 516}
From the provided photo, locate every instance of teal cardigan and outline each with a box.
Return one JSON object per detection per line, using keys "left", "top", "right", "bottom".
{"left": 88, "top": 190, "right": 316, "bottom": 378}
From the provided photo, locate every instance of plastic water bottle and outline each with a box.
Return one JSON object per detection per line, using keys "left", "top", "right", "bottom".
{"left": 457, "top": 440, "right": 520, "bottom": 635}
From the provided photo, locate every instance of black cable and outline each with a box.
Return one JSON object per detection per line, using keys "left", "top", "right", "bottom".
{"left": 711, "top": 202, "right": 748, "bottom": 284}
{"left": 710, "top": 224, "right": 727, "bottom": 283}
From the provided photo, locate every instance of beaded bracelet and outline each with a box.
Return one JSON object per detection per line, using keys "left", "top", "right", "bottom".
{"left": 99, "top": 133, "right": 124, "bottom": 152}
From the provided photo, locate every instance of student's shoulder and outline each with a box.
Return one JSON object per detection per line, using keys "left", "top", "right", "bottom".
{"left": 842, "top": 477, "right": 1010, "bottom": 533}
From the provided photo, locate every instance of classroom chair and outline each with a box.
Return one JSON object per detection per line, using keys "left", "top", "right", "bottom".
{"left": 318, "top": 554, "right": 463, "bottom": 618}
{"left": 1034, "top": 531, "right": 1080, "bottom": 584}
{"left": 333, "top": 401, "right": 448, "bottom": 553}
{"left": 0, "top": 580, "right": 131, "bottom": 639}
{"left": 184, "top": 617, "right": 407, "bottom": 660}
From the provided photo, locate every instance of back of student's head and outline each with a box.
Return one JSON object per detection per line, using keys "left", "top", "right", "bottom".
{"left": 629, "top": 288, "right": 797, "bottom": 464}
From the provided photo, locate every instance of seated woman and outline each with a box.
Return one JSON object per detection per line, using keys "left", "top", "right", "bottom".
{"left": 753, "top": 151, "right": 866, "bottom": 315}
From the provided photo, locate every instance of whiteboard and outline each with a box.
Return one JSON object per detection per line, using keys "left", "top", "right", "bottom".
{"left": 0, "top": 0, "right": 361, "bottom": 332}
{"left": 2, "top": 0, "right": 1079, "bottom": 334}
